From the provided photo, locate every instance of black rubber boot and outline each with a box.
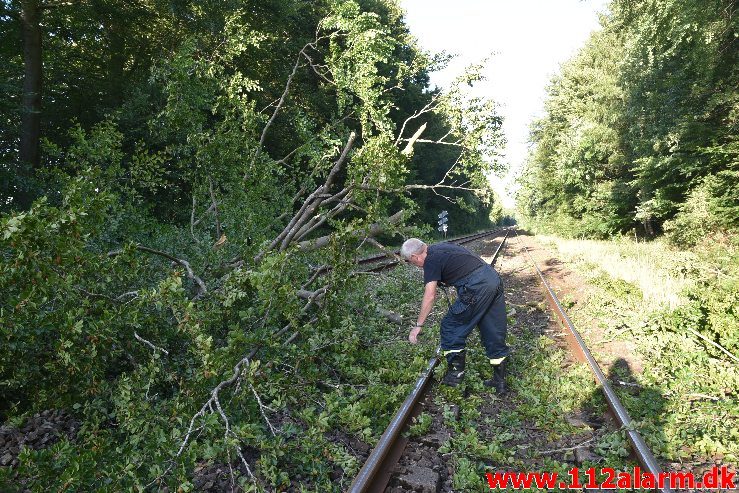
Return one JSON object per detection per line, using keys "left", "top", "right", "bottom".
{"left": 484, "top": 358, "right": 508, "bottom": 394}
{"left": 441, "top": 351, "right": 466, "bottom": 387}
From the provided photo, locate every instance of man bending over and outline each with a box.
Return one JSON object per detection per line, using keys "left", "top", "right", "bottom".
{"left": 401, "top": 238, "right": 509, "bottom": 393}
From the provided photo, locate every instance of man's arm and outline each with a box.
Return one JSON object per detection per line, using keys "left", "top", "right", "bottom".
{"left": 409, "top": 281, "right": 437, "bottom": 344}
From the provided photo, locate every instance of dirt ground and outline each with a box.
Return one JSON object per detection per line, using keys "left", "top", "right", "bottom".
{"left": 503, "top": 231, "right": 645, "bottom": 375}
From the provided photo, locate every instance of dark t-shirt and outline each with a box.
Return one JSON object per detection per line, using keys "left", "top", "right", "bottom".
{"left": 423, "top": 243, "right": 485, "bottom": 285}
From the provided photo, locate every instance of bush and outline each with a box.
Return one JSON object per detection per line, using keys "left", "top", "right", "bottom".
{"left": 664, "top": 167, "right": 739, "bottom": 248}
{"left": 651, "top": 232, "right": 739, "bottom": 356}
{"left": 663, "top": 177, "right": 722, "bottom": 247}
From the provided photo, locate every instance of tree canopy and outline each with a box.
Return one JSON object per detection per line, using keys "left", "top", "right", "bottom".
{"left": 517, "top": 0, "right": 738, "bottom": 243}
{"left": 0, "top": 0, "right": 506, "bottom": 489}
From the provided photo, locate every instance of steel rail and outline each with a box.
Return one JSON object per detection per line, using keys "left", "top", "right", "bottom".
{"left": 347, "top": 350, "right": 441, "bottom": 493}
{"left": 457, "top": 228, "right": 503, "bottom": 245}
{"left": 359, "top": 228, "right": 505, "bottom": 273}
{"left": 357, "top": 228, "right": 503, "bottom": 265}
{"left": 513, "top": 229, "right": 672, "bottom": 493}
{"left": 305, "top": 229, "right": 503, "bottom": 280}
{"left": 490, "top": 228, "right": 510, "bottom": 266}
{"left": 347, "top": 228, "right": 511, "bottom": 493}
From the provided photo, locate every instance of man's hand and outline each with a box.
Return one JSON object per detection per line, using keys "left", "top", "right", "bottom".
{"left": 409, "top": 325, "right": 422, "bottom": 344}
{"left": 410, "top": 281, "right": 436, "bottom": 345}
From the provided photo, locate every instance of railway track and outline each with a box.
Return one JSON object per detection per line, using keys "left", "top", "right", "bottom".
{"left": 348, "top": 228, "right": 674, "bottom": 493}
{"left": 356, "top": 228, "right": 507, "bottom": 273}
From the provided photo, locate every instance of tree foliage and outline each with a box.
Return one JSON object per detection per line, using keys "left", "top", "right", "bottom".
{"left": 518, "top": 0, "right": 738, "bottom": 242}
{"left": 0, "top": 0, "right": 505, "bottom": 489}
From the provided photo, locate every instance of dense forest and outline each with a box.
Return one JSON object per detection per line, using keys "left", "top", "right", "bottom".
{"left": 0, "top": 0, "right": 506, "bottom": 490}
{"left": 517, "top": 0, "right": 738, "bottom": 245}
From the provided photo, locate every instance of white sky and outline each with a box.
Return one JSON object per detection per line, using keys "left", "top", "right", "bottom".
{"left": 400, "top": 0, "right": 610, "bottom": 208}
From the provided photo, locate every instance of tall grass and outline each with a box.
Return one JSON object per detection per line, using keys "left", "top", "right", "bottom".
{"left": 536, "top": 235, "right": 695, "bottom": 309}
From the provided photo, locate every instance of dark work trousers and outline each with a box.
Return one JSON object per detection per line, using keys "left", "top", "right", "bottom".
{"left": 440, "top": 265, "right": 509, "bottom": 360}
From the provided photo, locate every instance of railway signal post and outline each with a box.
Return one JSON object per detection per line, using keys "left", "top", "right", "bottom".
{"left": 437, "top": 210, "right": 448, "bottom": 239}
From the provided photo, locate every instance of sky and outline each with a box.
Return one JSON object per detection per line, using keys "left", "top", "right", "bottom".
{"left": 400, "top": 0, "right": 610, "bottom": 208}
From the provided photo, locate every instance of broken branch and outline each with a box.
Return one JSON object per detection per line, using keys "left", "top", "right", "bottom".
{"left": 296, "top": 210, "right": 405, "bottom": 253}
{"left": 134, "top": 331, "right": 169, "bottom": 355}
{"left": 109, "top": 245, "right": 207, "bottom": 298}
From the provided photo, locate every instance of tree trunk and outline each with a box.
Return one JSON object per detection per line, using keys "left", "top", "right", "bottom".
{"left": 20, "top": 0, "right": 42, "bottom": 169}
{"left": 94, "top": 0, "right": 126, "bottom": 107}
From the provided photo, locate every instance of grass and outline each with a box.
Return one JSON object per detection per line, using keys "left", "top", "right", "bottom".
{"left": 538, "top": 232, "right": 739, "bottom": 468}
{"left": 536, "top": 234, "right": 695, "bottom": 309}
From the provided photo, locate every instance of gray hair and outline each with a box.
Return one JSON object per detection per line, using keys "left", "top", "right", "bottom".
{"left": 400, "top": 238, "right": 426, "bottom": 260}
